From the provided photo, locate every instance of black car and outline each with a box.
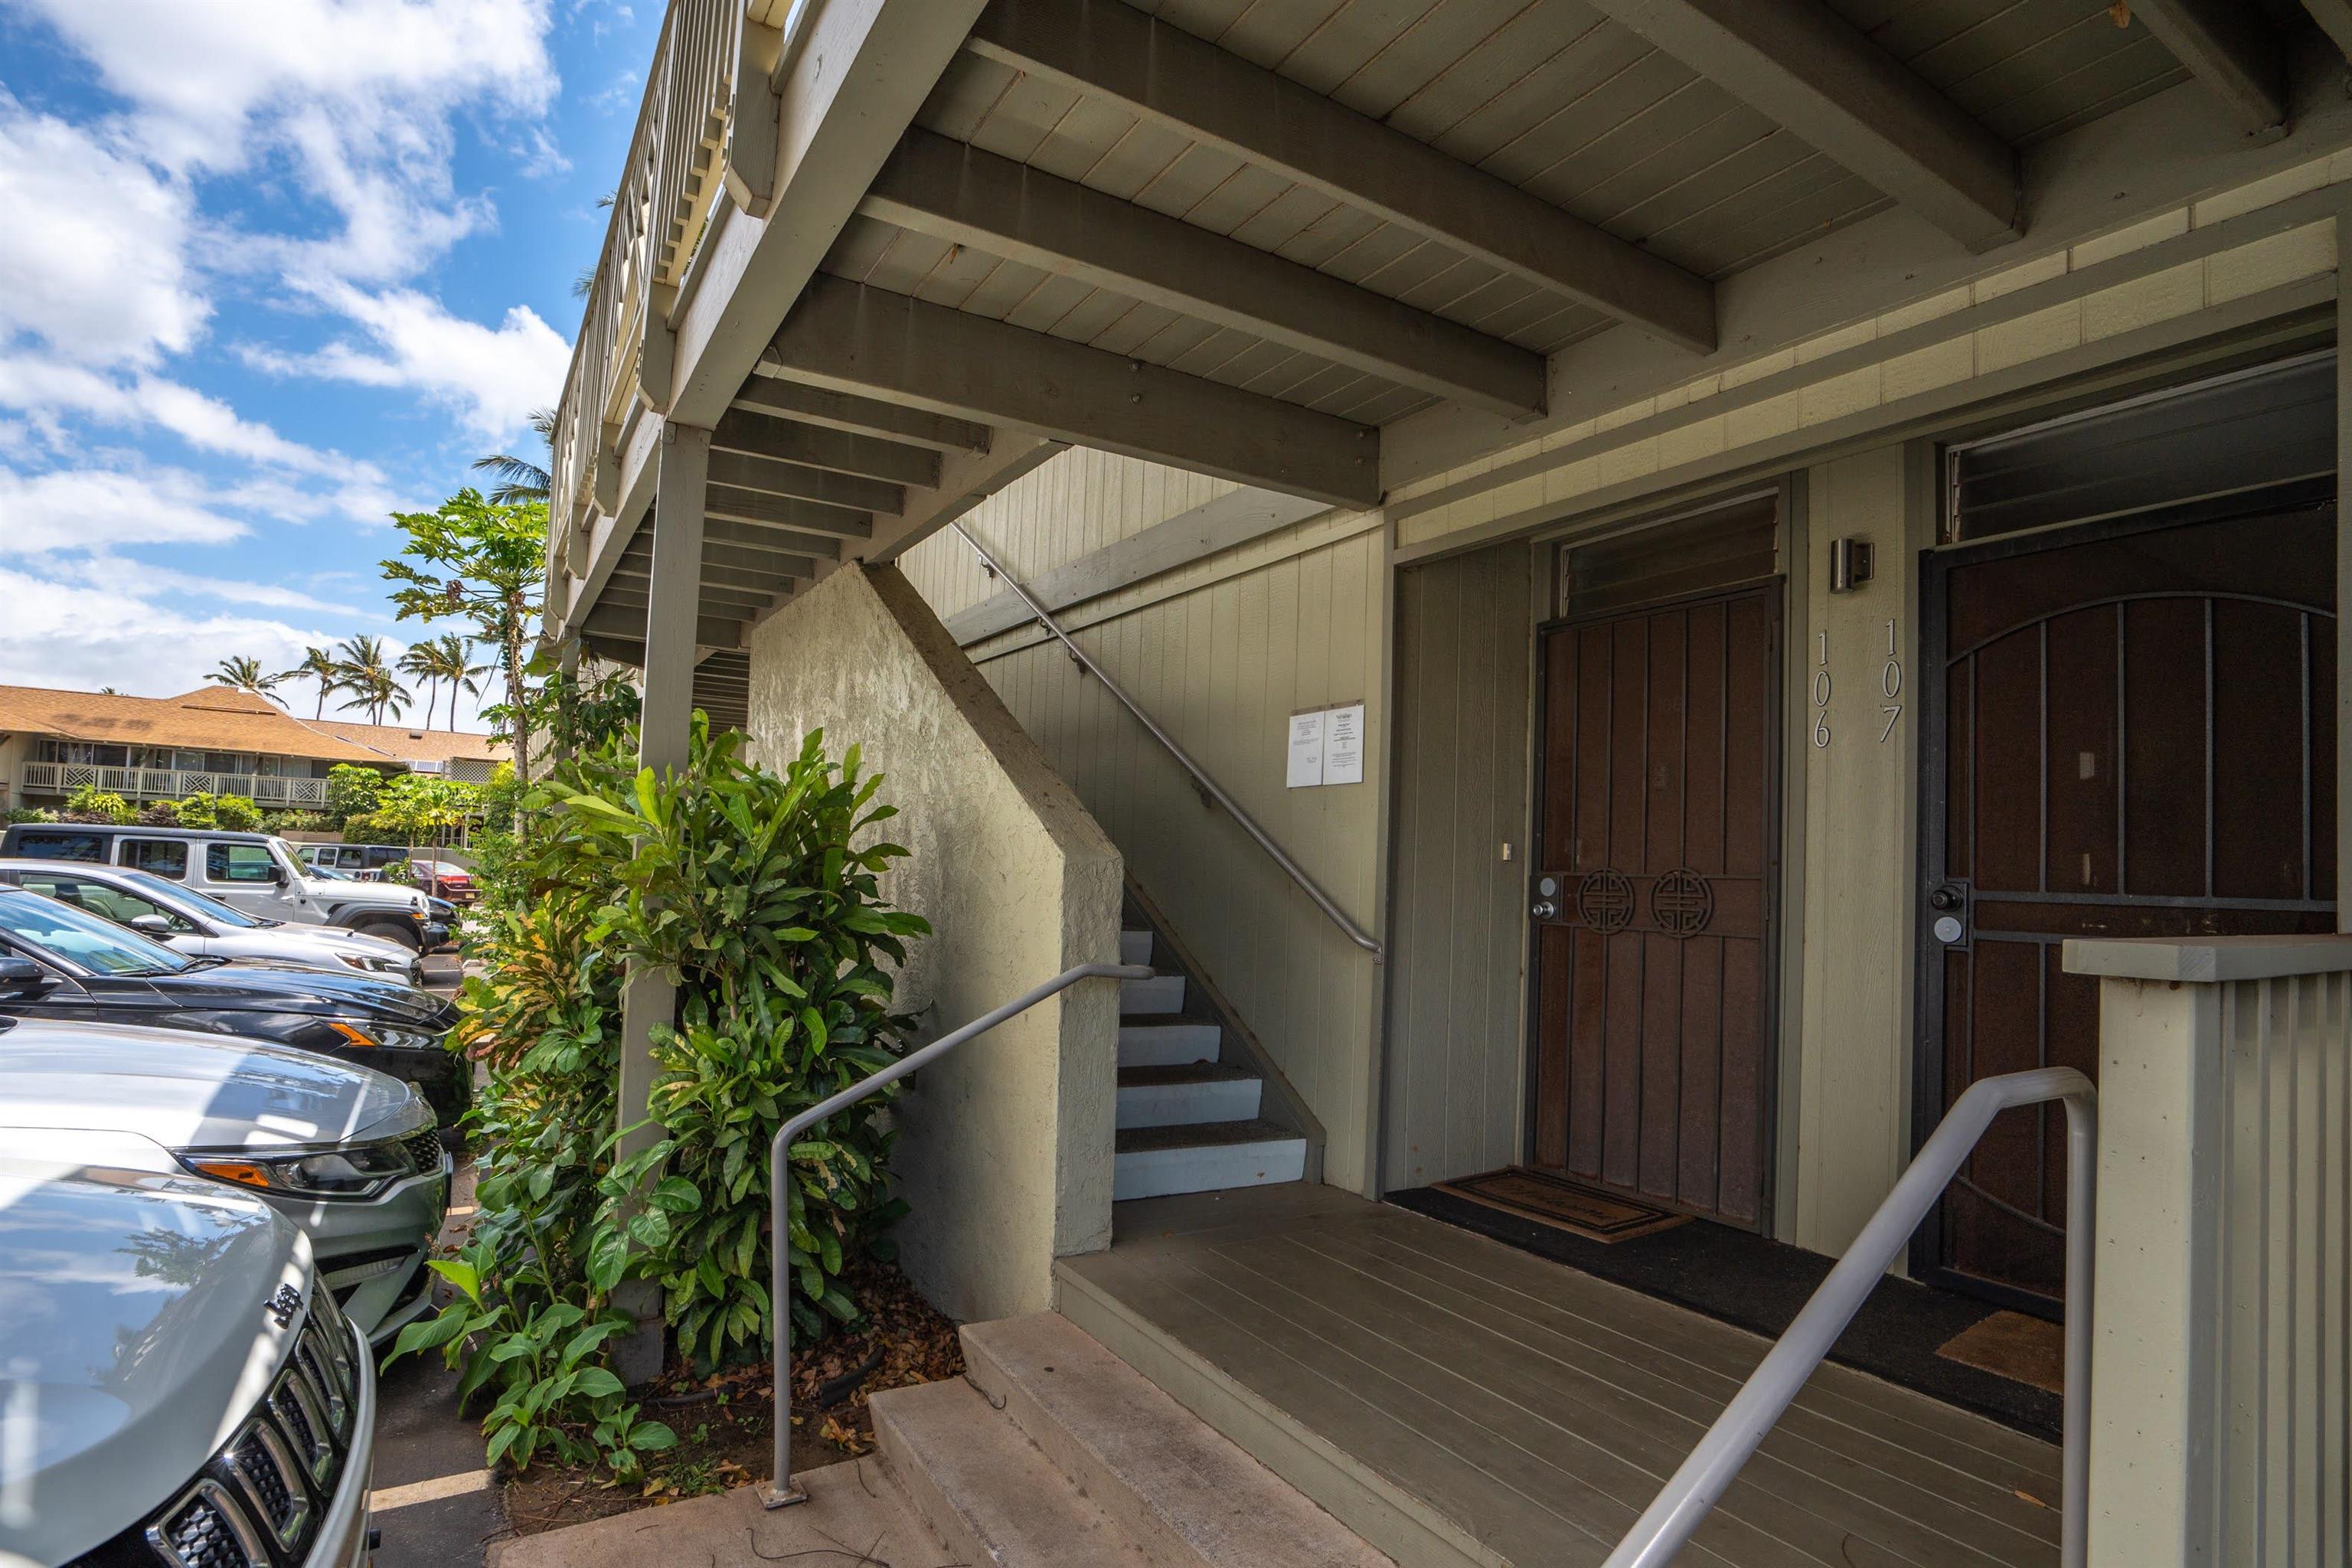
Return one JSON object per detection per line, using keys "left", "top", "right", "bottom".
{"left": 0, "top": 887, "right": 469, "bottom": 1123}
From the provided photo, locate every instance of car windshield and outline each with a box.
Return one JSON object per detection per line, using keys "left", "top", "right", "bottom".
{"left": 115, "top": 867, "right": 270, "bottom": 929}
{"left": 0, "top": 888, "right": 197, "bottom": 976}
{"left": 308, "top": 861, "right": 354, "bottom": 880}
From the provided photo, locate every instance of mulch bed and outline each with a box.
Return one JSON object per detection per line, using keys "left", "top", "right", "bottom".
{"left": 499, "top": 1260, "right": 965, "bottom": 1537}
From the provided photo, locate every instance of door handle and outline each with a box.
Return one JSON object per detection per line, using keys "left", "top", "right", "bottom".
{"left": 1531, "top": 898, "right": 1560, "bottom": 921}
{"left": 1928, "top": 881, "right": 1968, "bottom": 944}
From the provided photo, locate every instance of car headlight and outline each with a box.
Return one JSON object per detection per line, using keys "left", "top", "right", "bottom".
{"left": 325, "top": 1018, "right": 443, "bottom": 1050}
{"left": 335, "top": 952, "right": 405, "bottom": 974}
{"left": 181, "top": 1137, "right": 417, "bottom": 1199}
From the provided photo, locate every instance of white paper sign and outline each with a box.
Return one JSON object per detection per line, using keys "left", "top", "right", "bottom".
{"left": 1322, "top": 702, "right": 1364, "bottom": 786}
{"left": 1286, "top": 710, "right": 1326, "bottom": 788}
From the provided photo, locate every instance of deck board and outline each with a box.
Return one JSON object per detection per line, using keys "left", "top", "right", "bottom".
{"left": 1060, "top": 1187, "right": 2063, "bottom": 1568}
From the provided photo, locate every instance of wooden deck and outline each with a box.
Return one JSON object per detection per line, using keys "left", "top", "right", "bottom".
{"left": 1055, "top": 1184, "right": 2063, "bottom": 1568}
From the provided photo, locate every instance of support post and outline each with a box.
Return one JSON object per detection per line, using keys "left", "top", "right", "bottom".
{"left": 612, "top": 420, "right": 710, "bottom": 1385}
{"left": 2338, "top": 211, "right": 2350, "bottom": 929}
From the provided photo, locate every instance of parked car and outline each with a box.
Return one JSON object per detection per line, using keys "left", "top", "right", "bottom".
{"left": 0, "top": 823, "right": 448, "bottom": 953}
{"left": 0, "top": 1151, "right": 376, "bottom": 1568}
{"left": 0, "top": 858, "right": 427, "bottom": 985}
{"left": 390, "top": 858, "right": 476, "bottom": 904}
{"left": 0, "top": 886, "right": 469, "bottom": 1123}
{"left": 299, "top": 841, "right": 422, "bottom": 880}
{"left": 0, "top": 1014, "right": 448, "bottom": 1341}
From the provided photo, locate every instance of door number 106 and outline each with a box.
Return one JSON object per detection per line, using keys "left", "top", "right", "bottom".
{"left": 1813, "top": 622, "right": 1903, "bottom": 749}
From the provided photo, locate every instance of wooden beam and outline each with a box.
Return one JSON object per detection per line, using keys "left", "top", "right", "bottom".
{"left": 767, "top": 276, "right": 1380, "bottom": 509}
{"left": 862, "top": 128, "right": 1547, "bottom": 418}
{"left": 705, "top": 540, "right": 820, "bottom": 579}
{"left": 736, "top": 375, "right": 992, "bottom": 453}
{"left": 708, "top": 449, "right": 904, "bottom": 514}
{"left": 583, "top": 602, "right": 743, "bottom": 649}
{"left": 2131, "top": 0, "right": 2287, "bottom": 140}
{"left": 965, "top": 0, "right": 1714, "bottom": 353}
{"left": 867, "top": 433, "right": 1067, "bottom": 565}
{"left": 609, "top": 565, "right": 789, "bottom": 605}
{"left": 2305, "top": 0, "right": 2352, "bottom": 60}
{"left": 701, "top": 514, "right": 845, "bottom": 560}
{"left": 705, "top": 483, "right": 873, "bottom": 540}
{"left": 712, "top": 406, "right": 942, "bottom": 486}
{"left": 605, "top": 586, "right": 767, "bottom": 618}
{"left": 1579, "top": 0, "right": 2018, "bottom": 251}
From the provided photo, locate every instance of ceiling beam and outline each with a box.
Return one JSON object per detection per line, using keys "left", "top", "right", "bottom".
{"left": 964, "top": 0, "right": 1714, "bottom": 354}
{"left": 581, "top": 603, "right": 744, "bottom": 649}
{"left": 705, "top": 483, "right": 874, "bottom": 540}
{"left": 712, "top": 407, "right": 943, "bottom": 487}
{"left": 708, "top": 449, "right": 904, "bottom": 515}
{"left": 736, "top": 376, "right": 993, "bottom": 453}
{"left": 862, "top": 128, "right": 1547, "bottom": 418}
{"left": 700, "top": 514, "right": 844, "bottom": 560}
{"left": 604, "top": 581, "right": 773, "bottom": 616}
{"left": 2305, "top": 0, "right": 2352, "bottom": 60}
{"left": 704, "top": 541, "right": 820, "bottom": 579}
{"left": 2129, "top": 0, "right": 2287, "bottom": 140}
{"left": 613, "top": 557, "right": 799, "bottom": 599}
{"left": 1579, "top": 0, "right": 2018, "bottom": 251}
{"left": 767, "top": 276, "right": 1380, "bottom": 508}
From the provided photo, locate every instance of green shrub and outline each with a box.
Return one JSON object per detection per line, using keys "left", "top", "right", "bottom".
{"left": 393, "top": 719, "right": 927, "bottom": 1474}
{"left": 212, "top": 793, "right": 262, "bottom": 831}
{"left": 137, "top": 799, "right": 181, "bottom": 827}
{"left": 325, "top": 763, "right": 387, "bottom": 827}
{"left": 263, "top": 809, "right": 332, "bottom": 833}
{"left": 172, "top": 792, "right": 218, "bottom": 828}
{"left": 3, "top": 807, "right": 57, "bottom": 825}
{"left": 62, "top": 786, "right": 133, "bottom": 824}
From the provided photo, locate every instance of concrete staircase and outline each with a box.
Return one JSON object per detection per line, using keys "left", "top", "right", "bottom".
{"left": 1113, "top": 916, "right": 1308, "bottom": 1201}
{"left": 868, "top": 1312, "right": 1391, "bottom": 1568}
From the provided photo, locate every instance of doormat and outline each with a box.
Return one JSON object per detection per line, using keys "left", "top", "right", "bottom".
{"left": 1431, "top": 1167, "right": 1690, "bottom": 1243}
{"left": 1936, "top": 1310, "right": 2066, "bottom": 1393}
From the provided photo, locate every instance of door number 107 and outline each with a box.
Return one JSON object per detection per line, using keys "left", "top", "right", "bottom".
{"left": 1813, "top": 622, "right": 1903, "bottom": 749}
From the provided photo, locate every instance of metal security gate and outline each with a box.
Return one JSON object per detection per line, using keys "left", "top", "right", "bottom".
{"left": 1529, "top": 583, "right": 1781, "bottom": 1230}
{"left": 1914, "top": 481, "right": 2337, "bottom": 1308}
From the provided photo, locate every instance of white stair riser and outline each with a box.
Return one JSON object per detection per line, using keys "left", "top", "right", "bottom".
{"left": 1114, "top": 1138, "right": 1307, "bottom": 1201}
{"left": 1118, "top": 1023, "right": 1220, "bottom": 1068}
{"left": 1119, "top": 929, "right": 1153, "bottom": 965}
{"left": 1118, "top": 1075, "right": 1262, "bottom": 1130}
{"left": 1121, "top": 974, "right": 1187, "bottom": 1014}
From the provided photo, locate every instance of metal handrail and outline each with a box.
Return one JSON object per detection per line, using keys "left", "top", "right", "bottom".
{"left": 1603, "top": 1066, "right": 2096, "bottom": 1568}
{"left": 950, "top": 521, "right": 1384, "bottom": 960}
{"left": 761, "top": 959, "right": 1152, "bottom": 1507}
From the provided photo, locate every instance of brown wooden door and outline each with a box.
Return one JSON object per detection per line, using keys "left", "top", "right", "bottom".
{"left": 1530, "top": 586, "right": 1780, "bottom": 1229}
{"left": 1916, "top": 488, "right": 2337, "bottom": 1308}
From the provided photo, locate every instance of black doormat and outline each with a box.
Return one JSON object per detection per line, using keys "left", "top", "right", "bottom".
{"left": 1385, "top": 1185, "right": 2063, "bottom": 1442}
{"left": 1434, "top": 1167, "right": 1690, "bottom": 1243}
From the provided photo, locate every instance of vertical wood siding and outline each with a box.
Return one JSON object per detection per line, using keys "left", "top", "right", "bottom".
{"left": 1383, "top": 544, "right": 1534, "bottom": 1191}
{"left": 903, "top": 448, "right": 1388, "bottom": 1191}
{"left": 2213, "top": 969, "right": 2352, "bottom": 1568}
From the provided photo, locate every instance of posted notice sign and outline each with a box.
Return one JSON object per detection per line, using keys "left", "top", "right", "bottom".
{"left": 1287, "top": 701, "right": 1366, "bottom": 788}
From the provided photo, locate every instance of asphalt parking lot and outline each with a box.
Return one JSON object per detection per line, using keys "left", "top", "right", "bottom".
{"left": 372, "top": 952, "right": 504, "bottom": 1568}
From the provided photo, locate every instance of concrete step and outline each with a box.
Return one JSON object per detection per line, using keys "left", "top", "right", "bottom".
{"left": 1121, "top": 973, "right": 1187, "bottom": 1015}
{"left": 1120, "top": 928, "right": 1154, "bottom": 965}
{"left": 1117, "top": 1063, "right": 1263, "bottom": 1129}
{"left": 871, "top": 1377, "right": 1158, "bottom": 1567}
{"left": 962, "top": 1315, "right": 1392, "bottom": 1568}
{"left": 1119, "top": 1021, "right": 1222, "bottom": 1069}
{"left": 1113, "top": 1120, "right": 1308, "bottom": 1201}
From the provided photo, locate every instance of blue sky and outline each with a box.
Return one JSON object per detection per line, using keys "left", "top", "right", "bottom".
{"left": 0, "top": 0, "right": 658, "bottom": 730}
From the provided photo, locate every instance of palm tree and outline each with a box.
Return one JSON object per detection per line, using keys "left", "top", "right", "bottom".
{"left": 397, "top": 643, "right": 443, "bottom": 730}
{"left": 332, "top": 635, "right": 411, "bottom": 725}
{"left": 282, "top": 645, "right": 343, "bottom": 719}
{"left": 470, "top": 407, "right": 557, "bottom": 505}
{"left": 412, "top": 634, "right": 488, "bottom": 730}
{"left": 207, "top": 655, "right": 284, "bottom": 705}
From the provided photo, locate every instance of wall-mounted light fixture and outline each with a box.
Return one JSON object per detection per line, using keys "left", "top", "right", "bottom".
{"left": 1828, "top": 536, "right": 1874, "bottom": 594}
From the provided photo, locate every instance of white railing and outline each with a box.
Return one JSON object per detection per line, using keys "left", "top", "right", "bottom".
{"left": 550, "top": 0, "right": 746, "bottom": 542}
{"left": 20, "top": 761, "right": 328, "bottom": 807}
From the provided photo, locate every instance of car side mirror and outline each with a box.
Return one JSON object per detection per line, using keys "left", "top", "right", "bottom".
{"left": 268, "top": 864, "right": 288, "bottom": 885}
{"left": 128, "top": 913, "right": 172, "bottom": 935}
{"left": 0, "top": 956, "right": 54, "bottom": 995}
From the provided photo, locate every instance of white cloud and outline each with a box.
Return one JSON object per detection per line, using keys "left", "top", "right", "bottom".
{"left": 0, "top": 96, "right": 206, "bottom": 368}
{"left": 258, "top": 284, "right": 571, "bottom": 438}
{"left": 0, "top": 356, "right": 383, "bottom": 485}
{"left": 50, "top": 555, "right": 361, "bottom": 616}
{"left": 12, "top": 0, "right": 557, "bottom": 286}
{"left": 0, "top": 468, "right": 253, "bottom": 554}
{"left": 0, "top": 567, "right": 334, "bottom": 698}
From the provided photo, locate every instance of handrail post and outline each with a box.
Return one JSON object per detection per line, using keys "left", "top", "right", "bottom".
{"left": 1602, "top": 1067, "right": 2096, "bottom": 1568}
{"left": 949, "top": 521, "right": 1383, "bottom": 962}
{"left": 760, "top": 960, "right": 1151, "bottom": 1508}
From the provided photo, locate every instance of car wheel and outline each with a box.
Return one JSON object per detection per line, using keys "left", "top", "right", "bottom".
{"left": 355, "top": 920, "right": 422, "bottom": 952}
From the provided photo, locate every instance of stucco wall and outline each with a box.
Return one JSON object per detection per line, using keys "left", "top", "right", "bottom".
{"left": 744, "top": 564, "right": 1123, "bottom": 1321}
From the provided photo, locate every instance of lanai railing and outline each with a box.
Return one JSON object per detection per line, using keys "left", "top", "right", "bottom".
{"left": 18, "top": 760, "right": 328, "bottom": 807}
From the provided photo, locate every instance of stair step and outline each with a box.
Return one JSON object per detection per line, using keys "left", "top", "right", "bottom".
{"left": 1117, "top": 1063, "right": 1262, "bottom": 1129}
{"left": 871, "top": 1377, "right": 1155, "bottom": 1567}
{"left": 1119, "top": 1022, "right": 1221, "bottom": 1069}
{"left": 1119, "top": 928, "right": 1154, "bottom": 965}
{"left": 1113, "top": 1120, "right": 1308, "bottom": 1201}
{"left": 962, "top": 1315, "right": 1392, "bottom": 1568}
{"left": 1120, "top": 973, "right": 1187, "bottom": 1015}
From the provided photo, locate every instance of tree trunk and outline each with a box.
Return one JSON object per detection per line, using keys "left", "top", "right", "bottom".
{"left": 503, "top": 596, "right": 533, "bottom": 786}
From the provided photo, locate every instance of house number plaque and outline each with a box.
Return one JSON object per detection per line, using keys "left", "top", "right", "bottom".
{"left": 1813, "top": 619, "right": 1903, "bottom": 750}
